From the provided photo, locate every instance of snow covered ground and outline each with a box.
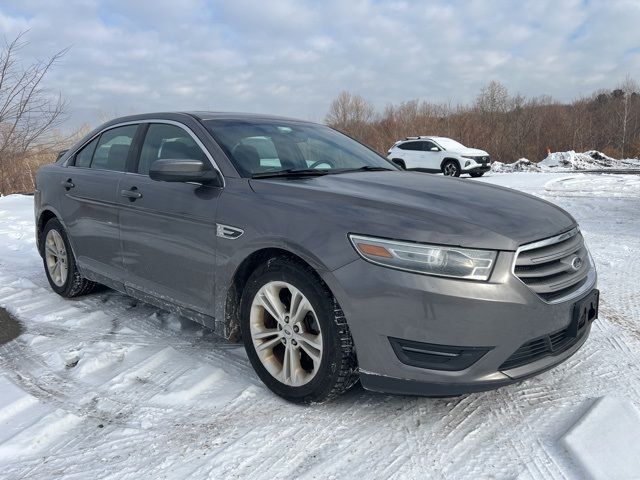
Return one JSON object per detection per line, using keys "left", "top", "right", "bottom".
{"left": 491, "top": 150, "right": 640, "bottom": 173}
{"left": 0, "top": 172, "right": 639, "bottom": 479}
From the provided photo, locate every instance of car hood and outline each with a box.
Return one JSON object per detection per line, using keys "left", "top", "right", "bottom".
{"left": 249, "top": 171, "right": 576, "bottom": 251}
{"left": 448, "top": 147, "right": 489, "bottom": 156}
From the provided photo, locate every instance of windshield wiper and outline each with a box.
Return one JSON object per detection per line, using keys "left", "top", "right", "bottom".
{"left": 335, "top": 166, "right": 394, "bottom": 173}
{"left": 251, "top": 168, "right": 330, "bottom": 179}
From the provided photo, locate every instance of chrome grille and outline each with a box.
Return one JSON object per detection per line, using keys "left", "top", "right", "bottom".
{"left": 514, "top": 228, "right": 592, "bottom": 302}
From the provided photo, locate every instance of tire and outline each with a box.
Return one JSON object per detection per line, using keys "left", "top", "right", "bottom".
{"left": 469, "top": 171, "right": 485, "bottom": 178}
{"left": 240, "top": 256, "right": 359, "bottom": 403}
{"left": 41, "top": 218, "right": 97, "bottom": 298}
{"left": 442, "top": 159, "right": 461, "bottom": 177}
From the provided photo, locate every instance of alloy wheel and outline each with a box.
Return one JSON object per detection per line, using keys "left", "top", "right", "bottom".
{"left": 45, "top": 229, "right": 68, "bottom": 287}
{"left": 249, "top": 281, "right": 323, "bottom": 386}
{"left": 443, "top": 162, "right": 459, "bottom": 176}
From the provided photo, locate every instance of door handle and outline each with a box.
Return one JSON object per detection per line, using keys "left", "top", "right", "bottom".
{"left": 61, "top": 179, "right": 75, "bottom": 190}
{"left": 121, "top": 188, "right": 142, "bottom": 200}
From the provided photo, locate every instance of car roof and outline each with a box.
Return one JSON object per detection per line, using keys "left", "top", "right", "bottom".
{"left": 428, "top": 136, "right": 451, "bottom": 142}
{"left": 394, "top": 136, "right": 434, "bottom": 145}
{"left": 101, "top": 111, "right": 317, "bottom": 126}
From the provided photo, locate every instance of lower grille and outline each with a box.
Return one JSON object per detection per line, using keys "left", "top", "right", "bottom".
{"left": 514, "top": 228, "right": 591, "bottom": 302}
{"left": 499, "top": 292, "right": 597, "bottom": 371}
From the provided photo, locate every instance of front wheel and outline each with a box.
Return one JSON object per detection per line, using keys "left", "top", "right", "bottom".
{"left": 442, "top": 160, "right": 461, "bottom": 177}
{"left": 469, "top": 171, "right": 485, "bottom": 178}
{"left": 240, "top": 257, "right": 359, "bottom": 403}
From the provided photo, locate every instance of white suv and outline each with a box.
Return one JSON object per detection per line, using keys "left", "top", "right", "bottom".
{"left": 387, "top": 136, "right": 491, "bottom": 177}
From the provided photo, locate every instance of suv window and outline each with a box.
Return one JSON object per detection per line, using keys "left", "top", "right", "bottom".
{"left": 138, "top": 123, "right": 208, "bottom": 175}
{"left": 397, "top": 142, "right": 421, "bottom": 151}
{"left": 74, "top": 137, "right": 99, "bottom": 168}
{"left": 91, "top": 125, "right": 138, "bottom": 171}
{"left": 422, "top": 141, "right": 439, "bottom": 151}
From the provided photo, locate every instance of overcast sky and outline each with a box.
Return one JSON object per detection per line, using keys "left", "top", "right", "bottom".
{"left": 1, "top": 0, "right": 639, "bottom": 129}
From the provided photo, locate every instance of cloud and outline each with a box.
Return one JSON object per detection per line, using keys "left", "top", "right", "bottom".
{"left": 1, "top": 0, "right": 639, "bottom": 128}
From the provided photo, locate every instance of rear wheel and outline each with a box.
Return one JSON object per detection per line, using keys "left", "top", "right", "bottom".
{"left": 240, "top": 257, "right": 359, "bottom": 403}
{"left": 442, "top": 160, "right": 461, "bottom": 177}
{"left": 42, "top": 219, "right": 97, "bottom": 297}
{"left": 469, "top": 171, "right": 485, "bottom": 178}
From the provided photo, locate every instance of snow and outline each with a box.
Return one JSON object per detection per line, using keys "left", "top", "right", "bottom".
{"left": 0, "top": 172, "right": 639, "bottom": 479}
{"left": 491, "top": 158, "right": 541, "bottom": 173}
{"left": 492, "top": 150, "right": 640, "bottom": 173}
{"left": 560, "top": 397, "right": 640, "bottom": 480}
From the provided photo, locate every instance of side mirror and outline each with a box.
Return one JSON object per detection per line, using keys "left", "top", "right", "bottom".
{"left": 430, "top": 146, "right": 440, "bottom": 152}
{"left": 149, "top": 159, "right": 223, "bottom": 186}
{"left": 390, "top": 158, "right": 406, "bottom": 170}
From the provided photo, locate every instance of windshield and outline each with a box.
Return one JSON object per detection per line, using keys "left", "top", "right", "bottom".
{"left": 203, "top": 119, "right": 396, "bottom": 177}
{"left": 434, "top": 137, "right": 467, "bottom": 150}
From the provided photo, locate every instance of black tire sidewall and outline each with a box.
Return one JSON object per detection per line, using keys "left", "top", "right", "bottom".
{"left": 240, "top": 259, "right": 343, "bottom": 403}
{"left": 42, "top": 219, "right": 79, "bottom": 296}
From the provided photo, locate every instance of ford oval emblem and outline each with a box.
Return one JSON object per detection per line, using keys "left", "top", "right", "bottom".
{"left": 571, "top": 256, "right": 583, "bottom": 271}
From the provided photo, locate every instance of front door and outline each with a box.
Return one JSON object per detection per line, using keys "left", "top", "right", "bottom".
{"left": 59, "top": 124, "right": 140, "bottom": 285}
{"left": 421, "top": 140, "right": 445, "bottom": 170}
{"left": 117, "top": 122, "right": 222, "bottom": 314}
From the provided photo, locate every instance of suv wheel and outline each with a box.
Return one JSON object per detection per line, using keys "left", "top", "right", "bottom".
{"left": 240, "top": 257, "right": 359, "bottom": 403}
{"left": 442, "top": 160, "right": 461, "bottom": 177}
{"left": 42, "top": 218, "right": 97, "bottom": 297}
{"left": 469, "top": 171, "right": 485, "bottom": 178}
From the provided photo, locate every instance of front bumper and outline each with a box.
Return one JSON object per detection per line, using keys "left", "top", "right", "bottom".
{"left": 325, "top": 253, "right": 597, "bottom": 396}
{"left": 462, "top": 161, "right": 491, "bottom": 173}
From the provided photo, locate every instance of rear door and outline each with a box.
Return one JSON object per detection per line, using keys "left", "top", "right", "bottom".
{"left": 118, "top": 122, "right": 222, "bottom": 314}
{"left": 397, "top": 141, "right": 423, "bottom": 168}
{"left": 59, "top": 124, "right": 140, "bottom": 286}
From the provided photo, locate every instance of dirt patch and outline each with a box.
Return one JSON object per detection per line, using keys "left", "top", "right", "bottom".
{"left": 0, "top": 307, "right": 23, "bottom": 345}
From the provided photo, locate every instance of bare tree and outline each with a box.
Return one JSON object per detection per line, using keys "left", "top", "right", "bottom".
{"left": 0, "top": 31, "right": 68, "bottom": 195}
{"left": 325, "top": 91, "right": 376, "bottom": 140}
{"left": 617, "top": 75, "right": 639, "bottom": 158}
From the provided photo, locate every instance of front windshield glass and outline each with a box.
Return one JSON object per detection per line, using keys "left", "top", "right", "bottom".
{"left": 203, "top": 119, "right": 396, "bottom": 177}
{"left": 434, "top": 137, "right": 467, "bottom": 150}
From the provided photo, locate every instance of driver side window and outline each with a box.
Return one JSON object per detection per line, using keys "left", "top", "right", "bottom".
{"left": 138, "top": 123, "right": 208, "bottom": 175}
{"left": 422, "top": 141, "right": 439, "bottom": 151}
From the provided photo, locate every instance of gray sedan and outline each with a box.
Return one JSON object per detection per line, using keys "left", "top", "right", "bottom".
{"left": 34, "top": 112, "right": 598, "bottom": 402}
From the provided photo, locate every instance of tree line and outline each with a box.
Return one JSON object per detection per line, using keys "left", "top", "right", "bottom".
{"left": 325, "top": 78, "right": 640, "bottom": 163}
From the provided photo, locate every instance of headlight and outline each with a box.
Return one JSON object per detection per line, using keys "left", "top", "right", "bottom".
{"left": 349, "top": 234, "right": 497, "bottom": 281}
{"left": 462, "top": 155, "right": 478, "bottom": 160}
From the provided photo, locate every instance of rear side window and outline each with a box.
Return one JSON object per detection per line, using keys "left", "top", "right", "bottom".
{"left": 398, "top": 142, "right": 421, "bottom": 151}
{"left": 74, "top": 137, "right": 99, "bottom": 167}
{"left": 138, "top": 123, "right": 208, "bottom": 175}
{"left": 90, "top": 125, "right": 138, "bottom": 172}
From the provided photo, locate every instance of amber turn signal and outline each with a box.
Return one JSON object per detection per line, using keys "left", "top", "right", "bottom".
{"left": 356, "top": 243, "right": 393, "bottom": 258}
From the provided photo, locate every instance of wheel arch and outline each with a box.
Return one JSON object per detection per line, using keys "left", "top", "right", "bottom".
{"left": 36, "top": 208, "right": 61, "bottom": 256}
{"left": 440, "top": 157, "right": 461, "bottom": 170}
{"left": 223, "top": 247, "right": 334, "bottom": 342}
